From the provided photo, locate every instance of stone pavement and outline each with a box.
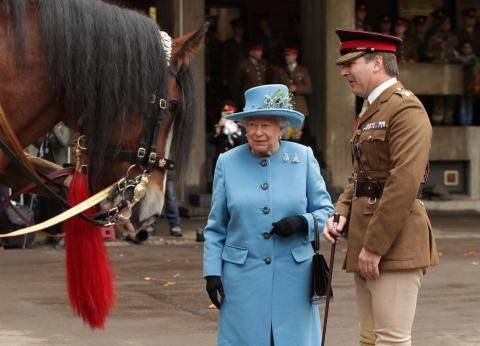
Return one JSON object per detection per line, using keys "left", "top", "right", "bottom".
{"left": 0, "top": 213, "right": 479, "bottom": 345}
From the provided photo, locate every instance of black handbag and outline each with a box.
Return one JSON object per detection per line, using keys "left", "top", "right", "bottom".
{"left": 311, "top": 213, "right": 332, "bottom": 303}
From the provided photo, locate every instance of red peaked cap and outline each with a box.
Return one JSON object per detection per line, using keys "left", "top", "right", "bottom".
{"left": 335, "top": 29, "right": 402, "bottom": 65}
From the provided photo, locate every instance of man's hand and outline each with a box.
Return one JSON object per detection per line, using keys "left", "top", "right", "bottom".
{"left": 205, "top": 276, "right": 224, "bottom": 309}
{"left": 323, "top": 214, "right": 347, "bottom": 244}
{"left": 358, "top": 247, "right": 381, "bottom": 279}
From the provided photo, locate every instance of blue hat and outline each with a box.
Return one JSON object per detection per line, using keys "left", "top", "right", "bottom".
{"left": 226, "top": 84, "right": 304, "bottom": 126}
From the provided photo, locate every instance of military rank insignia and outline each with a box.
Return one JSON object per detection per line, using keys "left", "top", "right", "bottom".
{"left": 363, "top": 121, "right": 387, "bottom": 131}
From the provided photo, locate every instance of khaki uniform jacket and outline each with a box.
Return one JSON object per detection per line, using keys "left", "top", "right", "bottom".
{"left": 273, "top": 64, "right": 312, "bottom": 115}
{"left": 335, "top": 82, "right": 439, "bottom": 272}
{"left": 233, "top": 58, "right": 268, "bottom": 106}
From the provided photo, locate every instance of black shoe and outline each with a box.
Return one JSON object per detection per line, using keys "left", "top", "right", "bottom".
{"left": 196, "top": 226, "right": 205, "bottom": 242}
{"left": 169, "top": 226, "right": 183, "bottom": 237}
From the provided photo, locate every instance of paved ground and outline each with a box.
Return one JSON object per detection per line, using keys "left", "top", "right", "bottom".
{"left": 0, "top": 213, "right": 479, "bottom": 346}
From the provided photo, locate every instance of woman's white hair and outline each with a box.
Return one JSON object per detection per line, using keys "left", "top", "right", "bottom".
{"left": 239, "top": 116, "right": 290, "bottom": 136}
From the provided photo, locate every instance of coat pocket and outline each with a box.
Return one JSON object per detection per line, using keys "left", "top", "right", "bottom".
{"left": 291, "top": 243, "right": 314, "bottom": 263}
{"left": 222, "top": 244, "right": 248, "bottom": 265}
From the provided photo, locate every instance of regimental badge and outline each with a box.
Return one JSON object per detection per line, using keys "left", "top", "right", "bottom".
{"left": 283, "top": 152, "right": 290, "bottom": 162}
{"left": 292, "top": 153, "right": 300, "bottom": 163}
{"left": 363, "top": 121, "right": 388, "bottom": 131}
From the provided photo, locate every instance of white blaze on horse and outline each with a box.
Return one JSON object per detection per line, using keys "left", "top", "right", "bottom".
{"left": 0, "top": 0, "right": 206, "bottom": 329}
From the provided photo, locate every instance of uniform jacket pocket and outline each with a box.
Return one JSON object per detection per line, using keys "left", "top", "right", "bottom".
{"left": 222, "top": 244, "right": 248, "bottom": 265}
{"left": 291, "top": 243, "right": 314, "bottom": 263}
{"left": 359, "top": 128, "right": 387, "bottom": 143}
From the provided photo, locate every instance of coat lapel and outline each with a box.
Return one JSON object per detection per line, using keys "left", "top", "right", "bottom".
{"left": 357, "top": 81, "right": 404, "bottom": 129}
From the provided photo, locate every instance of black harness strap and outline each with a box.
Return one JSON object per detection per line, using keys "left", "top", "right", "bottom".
{"left": 108, "top": 66, "right": 180, "bottom": 172}
{"left": 105, "top": 148, "right": 174, "bottom": 170}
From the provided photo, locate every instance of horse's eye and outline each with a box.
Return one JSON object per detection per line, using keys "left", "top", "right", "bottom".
{"left": 168, "top": 101, "right": 180, "bottom": 115}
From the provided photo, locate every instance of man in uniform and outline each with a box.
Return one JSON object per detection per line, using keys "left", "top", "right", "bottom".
{"left": 355, "top": 2, "right": 372, "bottom": 31}
{"left": 222, "top": 18, "right": 247, "bottom": 99}
{"left": 233, "top": 44, "right": 268, "bottom": 107}
{"left": 411, "top": 15, "right": 429, "bottom": 62}
{"left": 393, "top": 17, "right": 416, "bottom": 63}
{"left": 376, "top": 14, "right": 392, "bottom": 35}
{"left": 456, "top": 8, "right": 480, "bottom": 55}
{"left": 426, "top": 14, "right": 458, "bottom": 124}
{"left": 273, "top": 47, "right": 312, "bottom": 139}
{"left": 323, "top": 30, "right": 439, "bottom": 346}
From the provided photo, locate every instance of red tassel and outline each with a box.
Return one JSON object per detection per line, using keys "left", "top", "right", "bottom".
{"left": 64, "top": 172, "right": 115, "bottom": 329}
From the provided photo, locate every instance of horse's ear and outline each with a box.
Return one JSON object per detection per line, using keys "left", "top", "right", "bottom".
{"left": 171, "top": 22, "right": 209, "bottom": 71}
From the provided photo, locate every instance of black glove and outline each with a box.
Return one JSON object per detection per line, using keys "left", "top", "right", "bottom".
{"left": 270, "top": 215, "right": 308, "bottom": 237}
{"left": 205, "top": 276, "right": 224, "bottom": 309}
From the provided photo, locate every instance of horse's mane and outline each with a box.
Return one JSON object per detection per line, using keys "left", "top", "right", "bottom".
{"left": 171, "top": 64, "right": 195, "bottom": 181}
{"left": 2, "top": 0, "right": 170, "bottom": 177}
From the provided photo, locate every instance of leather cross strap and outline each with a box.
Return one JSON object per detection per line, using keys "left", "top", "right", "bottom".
{"left": 0, "top": 183, "right": 113, "bottom": 238}
{"left": 0, "top": 167, "right": 75, "bottom": 209}
{"left": 0, "top": 137, "right": 107, "bottom": 225}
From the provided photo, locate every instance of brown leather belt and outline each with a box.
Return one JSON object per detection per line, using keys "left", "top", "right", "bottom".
{"left": 354, "top": 180, "right": 424, "bottom": 198}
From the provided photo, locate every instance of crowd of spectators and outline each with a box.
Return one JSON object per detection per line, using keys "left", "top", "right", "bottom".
{"left": 356, "top": 3, "right": 480, "bottom": 126}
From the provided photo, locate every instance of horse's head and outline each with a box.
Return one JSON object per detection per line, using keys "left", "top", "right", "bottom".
{"left": 98, "top": 23, "right": 208, "bottom": 233}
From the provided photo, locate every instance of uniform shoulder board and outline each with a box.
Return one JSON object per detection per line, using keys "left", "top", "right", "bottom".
{"left": 394, "top": 88, "right": 413, "bottom": 98}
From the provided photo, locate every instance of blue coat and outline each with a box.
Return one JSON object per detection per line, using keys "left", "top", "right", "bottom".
{"left": 203, "top": 141, "right": 334, "bottom": 346}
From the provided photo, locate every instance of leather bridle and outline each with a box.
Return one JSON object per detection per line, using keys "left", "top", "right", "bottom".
{"left": 0, "top": 66, "right": 182, "bottom": 227}
{"left": 105, "top": 65, "right": 180, "bottom": 174}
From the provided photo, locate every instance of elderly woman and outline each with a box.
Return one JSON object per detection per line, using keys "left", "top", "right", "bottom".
{"left": 203, "top": 84, "right": 334, "bottom": 346}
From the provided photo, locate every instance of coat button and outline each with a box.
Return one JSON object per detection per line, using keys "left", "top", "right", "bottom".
{"left": 262, "top": 207, "right": 270, "bottom": 214}
{"left": 263, "top": 232, "right": 271, "bottom": 239}
{"left": 264, "top": 257, "right": 272, "bottom": 265}
{"left": 260, "top": 159, "right": 268, "bottom": 167}
{"left": 261, "top": 183, "right": 269, "bottom": 190}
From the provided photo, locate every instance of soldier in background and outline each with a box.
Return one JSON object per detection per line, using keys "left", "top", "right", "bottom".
{"left": 426, "top": 14, "right": 458, "bottom": 125}
{"left": 355, "top": 2, "right": 372, "bottom": 31}
{"left": 411, "top": 15, "right": 429, "bottom": 62}
{"left": 426, "top": 14, "right": 458, "bottom": 63}
{"left": 222, "top": 18, "right": 247, "bottom": 99}
{"left": 377, "top": 14, "right": 392, "bottom": 35}
{"left": 205, "top": 20, "right": 224, "bottom": 132}
{"left": 456, "top": 8, "right": 480, "bottom": 55}
{"left": 273, "top": 47, "right": 312, "bottom": 140}
{"left": 393, "top": 17, "right": 416, "bottom": 63}
{"left": 452, "top": 40, "right": 480, "bottom": 125}
{"left": 233, "top": 44, "right": 268, "bottom": 107}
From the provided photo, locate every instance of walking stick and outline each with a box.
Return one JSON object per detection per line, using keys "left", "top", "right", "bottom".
{"left": 322, "top": 213, "right": 340, "bottom": 346}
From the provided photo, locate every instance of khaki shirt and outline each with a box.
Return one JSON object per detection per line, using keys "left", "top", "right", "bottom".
{"left": 273, "top": 64, "right": 312, "bottom": 116}
{"left": 335, "top": 82, "right": 439, "bottom": 272}
{"left": 233, "top": 58, "right": 268, "bottom": 106}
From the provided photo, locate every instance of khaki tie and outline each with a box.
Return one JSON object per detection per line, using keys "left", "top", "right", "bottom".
{"left": 354, "top": 99, "right": 369, "bottom": 130}
{"left": 359, "top": 98, "right": 369, "bottom": 118}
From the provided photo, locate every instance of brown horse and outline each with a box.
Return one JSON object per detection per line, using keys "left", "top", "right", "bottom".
{"left": 0, "top": 0, "right": 206, "bottom": 230}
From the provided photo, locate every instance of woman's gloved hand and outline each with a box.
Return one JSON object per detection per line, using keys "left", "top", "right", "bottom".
{"left": 270, "top": 215, "right": 308, "bottom": 237}
{"left": 205, "top": 276, "right": 224, "bottom": 309}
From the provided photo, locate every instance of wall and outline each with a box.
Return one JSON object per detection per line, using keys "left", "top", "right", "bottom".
{"left": 167, "top": 0, "right": 207, "bottom": 198}
{"left": 430, "top": 126, "right": 480, "bottom": 199}
{"left": 301, "top": 0, "right": 355, "bottom": 196}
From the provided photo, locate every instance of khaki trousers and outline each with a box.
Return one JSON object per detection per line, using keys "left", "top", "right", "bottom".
{"left": 354, "top": 269, "right": 423, "bottom": 346}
